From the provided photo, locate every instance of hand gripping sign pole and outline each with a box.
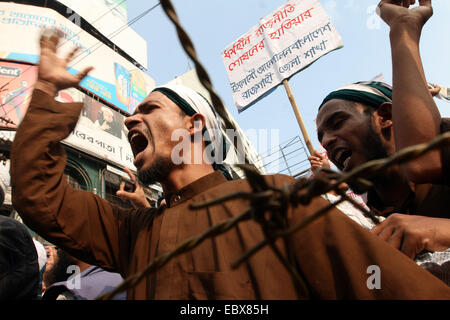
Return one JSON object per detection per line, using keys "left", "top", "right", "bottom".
{"left": 282, "top": 79, "right": 314, "bottom": 155}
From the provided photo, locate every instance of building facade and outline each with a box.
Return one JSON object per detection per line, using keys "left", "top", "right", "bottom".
{"left": 0, "top": 0, "right": 162, "bottom": 215}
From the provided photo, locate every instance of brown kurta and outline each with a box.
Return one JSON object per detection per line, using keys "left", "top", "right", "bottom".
{"left": 10, "top": 90, "right": 450, "bottom": 299}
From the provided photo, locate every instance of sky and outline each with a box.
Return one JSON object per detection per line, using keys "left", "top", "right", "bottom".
{"left": 127, "top": 0, "right": 450, "bottom": 156}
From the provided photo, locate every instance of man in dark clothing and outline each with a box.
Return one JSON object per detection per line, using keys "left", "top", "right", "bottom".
{"left": 316, "top": 0, "right": 450, "bottom": 260}
{"left": 42, "top": 247, "right": 125, "bottom": 300}
{"left": 0, "top": 215, "right": 39, "bottom": 299}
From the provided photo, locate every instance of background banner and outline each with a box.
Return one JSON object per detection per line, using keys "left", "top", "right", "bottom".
{"left": 0, "top": 2, "right": 154, "bottom": 114}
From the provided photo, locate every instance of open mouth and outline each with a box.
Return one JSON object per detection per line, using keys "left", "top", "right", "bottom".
{"left": 333, "top": 148, "right": 352, "bottom": 171}
{"left": 128, "top": 130, "right": 149, "bottom": 159}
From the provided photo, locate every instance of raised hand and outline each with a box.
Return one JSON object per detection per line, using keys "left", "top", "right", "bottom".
{"left": 35, "top": 29, "right": 94, "bottom": 97}
{"left": 116, "top": 167, "right": 151, "bottom": 209}
{"left": 308, "top": 149, "right": 331, "bottom": 171}
{"left": 428, "top": 83, "right": 441, "bottom": 97}
{"left": 378, "top": 0, "right": 433, "bottom": 33}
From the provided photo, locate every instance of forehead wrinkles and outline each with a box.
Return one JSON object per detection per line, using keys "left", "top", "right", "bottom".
{"left": 135, "top": 91, "right": 184, "bottom": 115}
{"left": 317, "top": 99, "right": 365, "bottom": 128}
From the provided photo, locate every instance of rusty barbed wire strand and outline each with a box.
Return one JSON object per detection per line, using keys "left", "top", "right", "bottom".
{"left": 240, "top": 168, "right": 310, "bottom": 299}
{"left": 0, "top": 115, "right": 15, "bottom": 126}
{"left": 232, "top": 132, "right": 450, "bottom": 266}
{"left": 159, "top": 0, "right": 255, "bottom": 168}
{"left": 230, "top": 196, "right": 345, "bottom": 269}
{"left": 335, "top": 188, "right": 381, "bottom": 225}
{"left": 95, "top": 132, "right": 450, "bottom": 300}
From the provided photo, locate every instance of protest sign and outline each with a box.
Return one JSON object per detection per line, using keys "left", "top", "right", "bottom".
{"left": 223, "top": 0, "right": 343, "bottom": 111}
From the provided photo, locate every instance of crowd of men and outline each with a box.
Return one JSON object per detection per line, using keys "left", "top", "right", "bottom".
{"left": 1, "top": 0, "right": 449, "bottom": 299}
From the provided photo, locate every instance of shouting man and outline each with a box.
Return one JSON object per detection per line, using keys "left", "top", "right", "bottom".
{"left": 10, "top": 6, "right": 450, "bottom": 299}
{"left": 316, "top": 0, "right": 450, "bottom": 262}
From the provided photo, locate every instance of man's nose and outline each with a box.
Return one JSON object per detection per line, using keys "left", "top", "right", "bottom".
{"left": 124, "top": 113, "right": 142, "bottom": 131}
{"left": 321, "top": 132, "right": 337, "bottom": 150}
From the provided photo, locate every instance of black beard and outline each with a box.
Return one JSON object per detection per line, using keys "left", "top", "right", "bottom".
{"left": 349, "top": 122, "right": 389, "bottom": 195}
{"left": 137, "top": 155, "right": 178, "bottom": 185}
{"left": 45, "top": 249, "right": 78, "bottom": 287}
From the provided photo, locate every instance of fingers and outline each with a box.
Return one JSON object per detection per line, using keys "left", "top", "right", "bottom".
{"left": 309, "top": 159, "right": 323, "bottom": 170}
{"left": 40, "top": 29, "right": 64, "bottom": 51}
{"left": 123, "top": 168, "right": 143, "bottom": 194}
{"left": 116, "top": 188, "right": 135, "bottom": 202}
{"left": 76, "top": 66, "right": 94, "bottom": 82}
{"left": 386, "top": 228, "right": 403, "bottom": 249}
{"left": 400, "top": 234, "right": 420, "bottom": 259}
{"left": 377, "top": 1, "right": 398, "bottom": 22}
{"left": 429, "top": 84, "right": 441, "bottom": 97}
{"left": 48, "top": 29, "right": 63, "bottom": 50}
{"left": 308, "top": 157, "right": 322, "bottom": 164}
{"left": 116, "top": 188, "right": 150, "bottom": 209}
{"left": 371, "top": 219, "right": 404, "bottom": 252}
{"left": 313, "top": 149, "right": 322, "bottom": 158}
{"left": 371, "top": 214, "right": 424, "bottom": 259}
{"left": 39, "top": 32, "right": 48, "bottom": 50}
{"left": 418, "top": 0, "right": 432, "bottom": 9}
{"left": 310, "top": 160, "right": 322, "bottom": 166}
{"left": 116, "top": 189, "right": 133, "bottom": 198}
{"left": 124, "top": 167, "right": 137, "bottom": 184}
{"left": 65, "top": 46, "right": 81, "bottom": 65}
{"left": 371, "top": 218, "right": 388, "bottom": 235}
{"left": 376, "top": 225, "right": 395, "bottom": 242}
{"left": 119, "top": 181, "right": 126, "bottom": 193}
{"left": 39, "top": 30, "right": 55, "bottom": 54}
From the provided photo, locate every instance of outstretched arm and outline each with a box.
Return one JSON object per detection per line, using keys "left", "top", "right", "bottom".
{"left": 11, "top": 31, "right": 141, "bottom": 274}
{"left": 378, "top": 0, "right": 442, "bottom": 183}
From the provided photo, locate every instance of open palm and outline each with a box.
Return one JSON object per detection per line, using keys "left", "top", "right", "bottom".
{"left": 38, "top": 30, "right": 93, "bottom": 92}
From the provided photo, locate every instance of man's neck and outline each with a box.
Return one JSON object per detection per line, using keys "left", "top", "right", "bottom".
{"left": 372, "top": 166, "right": 413, "bottom": 210}
{"left": 161, "top": 164, "right": 215, "bottom": 195}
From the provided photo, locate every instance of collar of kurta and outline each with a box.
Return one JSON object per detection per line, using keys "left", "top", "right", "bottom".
{"left": 165, "top": 171, "right": 228, "bottom": 207}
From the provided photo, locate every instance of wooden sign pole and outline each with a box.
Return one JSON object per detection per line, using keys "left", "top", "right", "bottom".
{"left": 282, "top": 79, "right": 315, "bottom": 156}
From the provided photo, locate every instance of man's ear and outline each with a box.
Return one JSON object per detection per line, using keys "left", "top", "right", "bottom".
{"left": 376, "top": 102, "right": 393, "bottom": 129}
{"left": 188, "top": 113, "right": 206, "bottom": 136}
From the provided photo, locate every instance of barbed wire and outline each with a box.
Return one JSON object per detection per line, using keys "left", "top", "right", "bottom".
{"left": 1, "top": 0, "right": 433, "bottom": 301}
{"left": 96, "top": 0, "right": 450, "bottom": 300}
{"left": 96, "top": 129, "right": 450, "bottom": 300}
